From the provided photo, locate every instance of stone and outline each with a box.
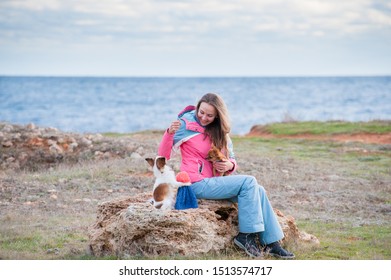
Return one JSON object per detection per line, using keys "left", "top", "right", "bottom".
{"left": 26, "top": 123, "right": 36, "bottom": 130}
{"left": 130, "top": 152, "right": 142, "bottom": 159}
{"left": 49, "top": 143, "right": 63, "bottom": 154}
{"left": 2, "top": 140, "right": 13, "bottom": 147}
{"left": 88, "top": 193, "right": 319, "bottom": 258}
{"left": 80, "top": 137, "right": 92, "bottom": 146}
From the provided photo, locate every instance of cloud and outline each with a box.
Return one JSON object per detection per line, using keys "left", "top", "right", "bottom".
{"left": 0, "top": 0, "right": 390, "bottom": 76}
{"left": 2, "top": 0, "right": 390, "bottom": 43}
{"left": 2, "top": 0, "right": 63, "bottom": 11}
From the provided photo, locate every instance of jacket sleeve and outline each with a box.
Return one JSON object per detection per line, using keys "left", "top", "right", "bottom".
{"left": 225, "top": 135, "right": 238, "bottom": 174}
{"left": 158, "top": 129, "right": 174, "bottom": 160}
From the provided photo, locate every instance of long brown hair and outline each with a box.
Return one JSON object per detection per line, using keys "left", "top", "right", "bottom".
{"left": 196, "top": 93, "right": 231, "bottom": 151}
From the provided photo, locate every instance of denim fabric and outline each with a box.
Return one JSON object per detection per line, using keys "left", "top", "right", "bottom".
{"left": 191, "top": 175, "right": 284, "bottom": 245}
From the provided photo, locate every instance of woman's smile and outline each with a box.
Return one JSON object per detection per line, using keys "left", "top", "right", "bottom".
{"left": 197, "top": 102, "right": 217, "bottom": 126}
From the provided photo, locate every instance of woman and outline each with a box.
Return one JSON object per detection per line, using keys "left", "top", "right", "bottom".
{"left": 158, "top": 93, "right": 294, "bottom": 259}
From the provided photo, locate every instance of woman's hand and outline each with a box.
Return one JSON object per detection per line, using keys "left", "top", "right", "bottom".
{"left": 213, "top": 160, "right": 234, "bottom": 173}
{"left": 168, "top": 120, "right": 181, "bottom": 134}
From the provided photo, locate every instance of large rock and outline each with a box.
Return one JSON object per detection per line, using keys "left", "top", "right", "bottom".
{"left": 88, "top": 193, "right": 319, "bottom": 257}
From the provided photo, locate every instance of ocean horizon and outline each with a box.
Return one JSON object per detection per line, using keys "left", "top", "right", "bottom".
{"left": 1, "top": 75, "right": 390, "bottom": 135}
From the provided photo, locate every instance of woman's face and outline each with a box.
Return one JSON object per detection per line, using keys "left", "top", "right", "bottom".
{"left": 197, "top": 102, "right": 217, "bottom": 126}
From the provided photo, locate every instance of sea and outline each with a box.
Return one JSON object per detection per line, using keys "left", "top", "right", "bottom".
{"left": 0, "top": 76, "right": 390, "bottom": 135}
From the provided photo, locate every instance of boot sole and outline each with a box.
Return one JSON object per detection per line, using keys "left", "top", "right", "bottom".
{"left": 233, "top": 238, "right": 262, "bottom": 258}
{"left": 268, "top": 252, "right": 295, "bottom": 259}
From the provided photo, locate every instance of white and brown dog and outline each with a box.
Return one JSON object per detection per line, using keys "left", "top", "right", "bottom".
{"left": 145, "top": 156, "right": 191, "bottom": 210}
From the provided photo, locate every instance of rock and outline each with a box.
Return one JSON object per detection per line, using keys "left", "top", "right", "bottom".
{"left": 46, "top": 248, "right": 60, "bottom": 254}
{"left": 26, "top": 123, "right": 36, "bottom": 130}
{"left": 11, "top": 133, "right": 21, "bottom": 141}
{"left": 6, "top": 157, "right": 15, "bottom": 163}
{"left": 49, "top": 143, "right": 63, "bottom": 154}
{"left": 247, "top": 124, "right": 270, "bottom": 136}
{"left": 88, "top": 193, "right": 319, "bottom": 257}
{"left": 130, "top": 152, "right": 142, "bottom": 159}
{"left": 47, "top": 139, "right": 57, "bottom": 146}
{"left": 91, "top": 134, "right": 104, "bottom": 141}
{"left": 2, "top": 124, "right": 14, "bottom": 132}
{"left": 80, "top": 137, "right": 92, "bottom": 147}
{"left": 274, "top": 209, "right": 319, "bottom": 245}
{"left": 94, "top": 151, "right": 104, "bottom": 157}
{"left": 135, "top": 146, "right": 144, "bottom": 155}
{"left": 68, "top": 142, "right": 78, "bottom": 152}
{"left": 2, "top": 140, "right": 13, "bottom": 147}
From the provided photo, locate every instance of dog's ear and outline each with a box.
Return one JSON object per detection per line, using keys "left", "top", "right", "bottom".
{"left": 145, "top": 158, "right": 154, "bottom": 167}
{"left": 156, "top": 157, "right": 166, "bottom": 170}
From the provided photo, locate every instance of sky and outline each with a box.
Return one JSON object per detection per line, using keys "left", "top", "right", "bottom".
{"left": 0, "top": 0, "right": 391, "bottom": 77}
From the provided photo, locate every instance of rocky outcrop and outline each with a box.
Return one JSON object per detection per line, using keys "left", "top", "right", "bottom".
{"left": 88, "top": 193, "right": 319, "bottom": 257}
{"left": 0, "top": 122, "right": 159, "bottom": 170}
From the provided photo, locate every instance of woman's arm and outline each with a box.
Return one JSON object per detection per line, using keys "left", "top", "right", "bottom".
{"left": 213, "top": 135, "right": 237, "bottom": 174}
{"left": 226, "top": 135, "right": 238, "bottom": 173}
{"left": 158, "top": 129, "right": 174, "bottom": 159}
{"left": 157, "top": 120, "right": 181, "bottom": 159}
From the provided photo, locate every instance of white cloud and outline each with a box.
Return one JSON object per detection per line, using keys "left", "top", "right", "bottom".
{"left": 3, "top": 0, "right": 63, "bottom": 11}
{"left": 2, "top": 0, "right": 390, "bottom": 38}
{"left": 0, "top": 0, "right": 391, "bottom": 32}
{"left": 0, "top": 0, "right": 390, "bottom": 76}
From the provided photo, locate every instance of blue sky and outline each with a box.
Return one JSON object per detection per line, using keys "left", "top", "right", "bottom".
{"left": 1, "top": 0, "right": 390, "bottom": 77}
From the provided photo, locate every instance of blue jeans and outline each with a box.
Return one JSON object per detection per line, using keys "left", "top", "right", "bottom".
{"left": 191, "top": 175, "right": 284, "bottom": 245}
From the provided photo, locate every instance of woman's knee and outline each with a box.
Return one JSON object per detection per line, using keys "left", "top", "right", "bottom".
{"left": 242, "top": 175, "right": 266, "bottom": 192}
{"left": 241, "top": 175, "right": 258, "bottom": 190}
{"left": 246, "top": 175, "right": 257, "bottom": 184}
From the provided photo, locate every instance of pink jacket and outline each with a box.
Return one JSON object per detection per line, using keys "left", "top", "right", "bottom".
{"left": 158, "top": 106, "right": 237, "bottom": 183}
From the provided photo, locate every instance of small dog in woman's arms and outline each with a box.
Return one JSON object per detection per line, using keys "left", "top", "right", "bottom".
{"left": 206, "top": 145, "right": 228, "bottom": 177}
{"left": 145, "top": 156, "right": 191, "bottom": 210}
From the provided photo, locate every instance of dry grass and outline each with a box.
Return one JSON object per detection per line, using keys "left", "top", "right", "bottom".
{"left": 0, "top": 130, "right": 390, "bottom": 260}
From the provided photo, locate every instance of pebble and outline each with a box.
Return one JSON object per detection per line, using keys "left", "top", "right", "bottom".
{"left": 2, "top": 141, "right": 13, "bottom": 147}
{"left": 26, "top": 123, "right": 36, "bottom": 130}
{"left": 46, "top": 248, "right": 60, "bottom": 254}
{"left": 130, "top": 152, "right": 142, "bottom": 159}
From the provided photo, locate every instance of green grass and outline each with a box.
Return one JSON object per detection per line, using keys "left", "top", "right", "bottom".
{"left": 0, "top": 234, "right": 43, "bottom": 253}
{"left": 295, "top": 221, "right": 391, "bottom": 260}
{"left": 0, "top": 223, "right": 92, "bottom": 259}
{"left": 258, "top": 120, "right": 391, "bottom": 135}
{"left": 102, "top": 121, "right": 391, "bottom": 138}
{"left": 232, "top": 136, "right": 391, "bottom": 177}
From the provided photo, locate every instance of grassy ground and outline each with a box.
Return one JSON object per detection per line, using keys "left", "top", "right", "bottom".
{"left": 253, "top": 120, "right": 391, "bottom": 135}
{"left": 231, "top": 134, "right": 390, "bottom": 260}
{"left": 0, "top": 121, "right": 390, "bottom": 260}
